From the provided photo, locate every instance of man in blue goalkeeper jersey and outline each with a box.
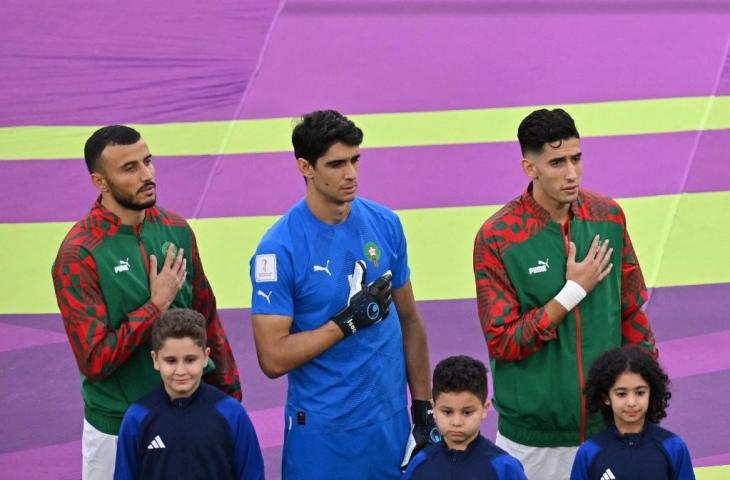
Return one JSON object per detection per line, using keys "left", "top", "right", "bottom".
{"left": 249, "top": 110, "right": 435, "bottom": 479}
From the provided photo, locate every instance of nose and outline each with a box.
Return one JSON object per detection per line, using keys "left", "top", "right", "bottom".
{"left": 344, "top": 160, "right": 358, "bottom": 179}
{"left": 141, "top": 162, "right": 154, "bottom": 181}
{"left": 565, "top": 161, "right": 578, "bottom": 180}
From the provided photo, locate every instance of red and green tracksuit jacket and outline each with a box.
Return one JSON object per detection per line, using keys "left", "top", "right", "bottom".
{"left": 52, "top": 199, "right": 241, "bottom": 435}
{"left": 473, "top": 186, "right": 656, "bottom": 447}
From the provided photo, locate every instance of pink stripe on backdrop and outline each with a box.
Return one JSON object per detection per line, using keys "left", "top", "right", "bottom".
{"left": 247, "top": 331, "right": 730, "bottom": 451}
{"left": 7, "top": 129, "right": 730, "bottom": 223}
{"left": 0, "top": 323, "right": 68, "bottom": 353}
{"left": 657, "top": 330, "right": 730, "bottom": 379}
{"left": 0, "top": 0, "right": 281, "bottom": 126}
{"left": 694, "top": 452, "right": 730, "bottom": 468}
{"left": 241, "top": 6, "right": 730, "bottom": 118}
{"left": 248, "top": 406, "right": 284, "bottom": 449}
{"left": 0, "top": 440, "right": 80, "bottom": 480}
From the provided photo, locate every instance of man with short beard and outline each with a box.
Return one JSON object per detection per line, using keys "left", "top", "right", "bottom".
{"left": 51, "top": 125, "right": 241, "bottom": 480}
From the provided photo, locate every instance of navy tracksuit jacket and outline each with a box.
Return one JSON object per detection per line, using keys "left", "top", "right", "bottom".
{"left": 402, "top": 434, "right": 527, "bottom": 480}
{"left": 571, "top": 422, "right": 695, "bottom": 480}
{"left": 114, "top": 383, "right": 264, "bottom": 480}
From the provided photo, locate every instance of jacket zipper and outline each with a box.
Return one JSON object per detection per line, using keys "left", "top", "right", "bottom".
{"left": 135, "top": 225, "right": 150, "bottom": 274}
{"left": 575, "top": 305, "right": 586, "bottom": 442}
{"left": 562, "top": 218, "right": 586, "bottom": 442}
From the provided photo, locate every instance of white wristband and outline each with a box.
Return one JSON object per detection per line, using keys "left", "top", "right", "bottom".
{"left": 554, "top": 280, "right": 587, "bottom": 311}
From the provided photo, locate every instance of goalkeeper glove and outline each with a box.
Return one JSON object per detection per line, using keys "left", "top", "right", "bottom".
{"left": 332, "top": 260, "right": 392, "bottom": 337}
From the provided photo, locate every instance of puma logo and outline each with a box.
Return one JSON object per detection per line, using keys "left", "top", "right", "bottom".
{"left": 257, "top": 290, "right": 272, "bottom": 304}
{"left": 312, "top": 259, "right": 332, "bottom": 276}
{"left": 528, "top": 258, "right": 550, "bottom": 275}
{"left": 114, "top": 258, "right": 130, "bottom": 274}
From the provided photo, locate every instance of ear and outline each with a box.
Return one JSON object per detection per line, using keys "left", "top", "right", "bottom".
{"left": 151, "top": 351, "right": 160, "bottom": 372}
{"left": 482, "top": 399, "right": 491, "bottom": 420}
{"left": 204, "top": 346, "right": 211, "bottom": 362}
{"left": 521, "top": 157, "right": 536, "bottom": 179}
{"left": 603, "top": 394, "right": 611, "bottom": 406}
{"left": 90, "top": 171, "right": 108, "bottom": 193}
{"left": 296, "top": 157, "right": 314, "bottom": 179}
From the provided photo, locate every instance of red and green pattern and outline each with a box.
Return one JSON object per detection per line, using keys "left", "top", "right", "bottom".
{"left": 52, "top": 199, "right": 241, "bottom": 434}
{"left": 473, "top": 186, "right": 656, "bottom": 447}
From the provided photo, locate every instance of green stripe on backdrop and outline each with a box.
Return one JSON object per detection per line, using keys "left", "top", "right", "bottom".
{"left": 1, "top": 96, "right": 729, "bottom": 160}
{"left": 695, "top": 465, "right": 730, "bottom": 480}
{"left": 2, "top": 191, "right": 729, "bottom": 314}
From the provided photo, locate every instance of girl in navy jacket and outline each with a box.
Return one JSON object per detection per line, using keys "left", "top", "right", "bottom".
{"left": 571, "top": 346, "right": 694, "bottom": 480}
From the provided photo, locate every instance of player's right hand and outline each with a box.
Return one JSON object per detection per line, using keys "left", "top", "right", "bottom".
{"left": 332, "top": 260, "right": 392, "bottom": 337}
{"left": 566, "top": 235, "right": 613, "bottom": 293}
{"left": 149, "top": 244, "right": 186, "bottom": 312}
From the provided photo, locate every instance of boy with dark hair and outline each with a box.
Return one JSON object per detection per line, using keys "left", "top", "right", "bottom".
{"left": 402, "top": 356, "right": 527, "bottom": 480}
{"left": 114, "top": 309, "right": 264, "bottom": 480}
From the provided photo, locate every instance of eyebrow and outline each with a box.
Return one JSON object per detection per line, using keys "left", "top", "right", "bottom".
{"left": 547, "top": 151, "right": 581, "bottom": 162}
{"left": 326, "top": 154, "right": 360, "bottom": 164}
{"left": 613, "top": 386, "right": 648, "bottom": 391}
{"left": 120, "top": 154, "right": 152, "bottom": 168}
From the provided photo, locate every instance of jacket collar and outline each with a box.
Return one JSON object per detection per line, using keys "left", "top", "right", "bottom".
{"left": 440, "top": 432, "right": 484, "bottom": 460}
{"left": 609, "top": 421, "right": 652, "bottom": 446}
{"left": 522, "top": 182, "right": 582, "bottom": 222}
{"left": 90, "top": 196, "right": 158, "bottom": 234}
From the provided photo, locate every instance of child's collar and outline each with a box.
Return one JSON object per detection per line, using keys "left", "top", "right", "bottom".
{"left": 441, "top": 431, "right": 483, "bottom": 457}
{"left": 163, "top": 382, "right": 203, "bottom": 408}
{"left": 610, "top": 421, "right": 653, "bottom": 445}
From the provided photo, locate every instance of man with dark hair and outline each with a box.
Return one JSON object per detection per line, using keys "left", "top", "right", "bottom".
{"left": 249, "top": 110, "right": 433, "bottom": 479}
{"left": 472, "top": 109, "right": 657, "bottom": 479}
{"left": 52, "top": 125, "right": 241, "bottom": 480}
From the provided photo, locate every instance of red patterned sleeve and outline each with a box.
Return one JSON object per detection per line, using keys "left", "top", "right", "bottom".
{"left": 52, "top": 242, "right": 161, "bottom": 381}
{"left": 190, "top": 230, "right": 242, "bottom": 400}
{"left": 473, "top": 227, "right": 558, "bottom": 362}
{"left": 618, "top": 214, "right": 657, "bottom": 358}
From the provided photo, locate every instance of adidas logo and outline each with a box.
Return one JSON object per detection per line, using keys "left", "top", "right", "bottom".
{"left": 600, "top": 468, "right": 616, "bottom": 480}
{"left": 147, "top": 435, "right": 166, "bottom": 450}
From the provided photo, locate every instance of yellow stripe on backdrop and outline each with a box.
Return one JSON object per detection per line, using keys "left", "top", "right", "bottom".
{"left": 695, "top": 465, "right": 730, "bottom": 480}
{"left": 1, "top": 96, "right": 729, "bottom": 160}
{"left": 2, "top": 191, "right": 729, "bottom": 315}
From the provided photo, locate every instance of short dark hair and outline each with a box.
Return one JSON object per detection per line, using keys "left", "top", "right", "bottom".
{"left": 84, "top": 125, "right": 141, "bottom": 173}
{"left": 433, "top": 355, "right": 488, "bottom": 403}
{"left": 517, "top": 108, "right": 579, "bottom": 156}
{"left": 291, "top": 110, "right": 363, "bottom": 166}
{"left": 584, "top": 346, "right": 671, "bottom": 426}
{"left": 151, "top": 308, "right": 207, "bottom": 351}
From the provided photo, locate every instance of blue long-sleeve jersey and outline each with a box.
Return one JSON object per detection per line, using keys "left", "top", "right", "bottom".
{"left": 402, "top": 434, "right": 527, "bottom": 480}
{"left": 570, "top": 422, "right": 695, "bottom": 480}
{"left": 114, "top": 383, "right": 264, "bottom": 480}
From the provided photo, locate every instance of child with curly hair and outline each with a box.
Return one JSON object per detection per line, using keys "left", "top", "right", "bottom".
{"left": 570, "top": 346, "right": 695, "bottom": 480}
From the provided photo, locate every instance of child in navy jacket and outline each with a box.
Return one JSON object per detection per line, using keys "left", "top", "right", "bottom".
{"left": 571, "top": 346, "right": 695, "bottom": 480}
{"left": 114, "top": 309, "right": 264, "bottom": 479}
{"left": 402, "top": 355, "right": 526, "bottom": 480}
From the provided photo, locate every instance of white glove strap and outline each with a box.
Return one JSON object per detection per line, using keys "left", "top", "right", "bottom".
{"left": 554, "top": 280, "right": 587, "bottom": 311}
